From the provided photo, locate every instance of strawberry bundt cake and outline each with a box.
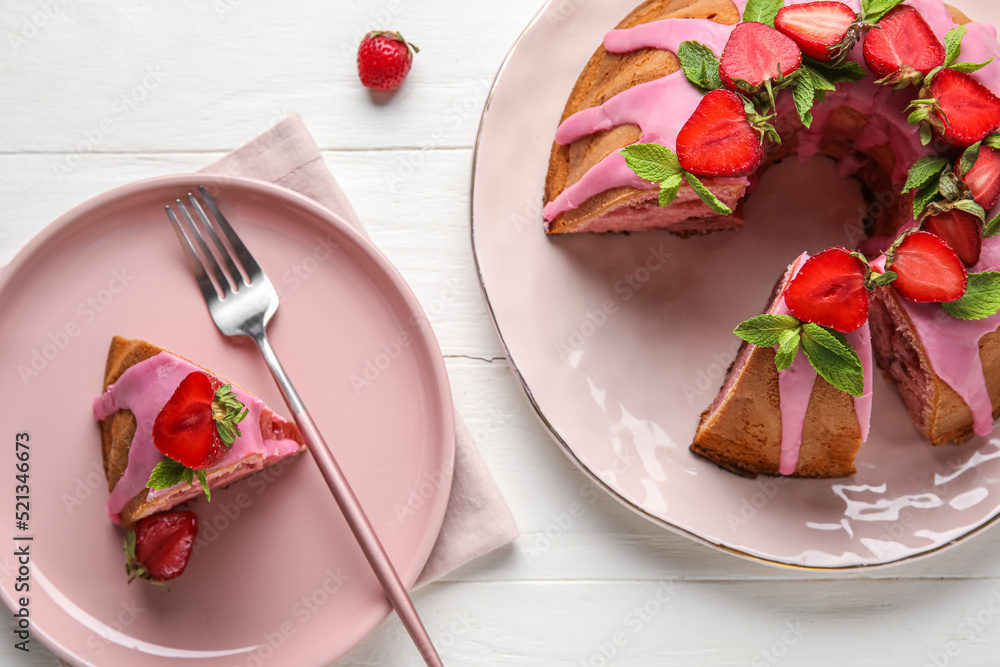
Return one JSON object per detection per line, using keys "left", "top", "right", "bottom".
{"left": 543, "top": 0, "right": 1000, "bottom": 476}
{"left": 94, "top": 337, "right": 306, "bottom": 526}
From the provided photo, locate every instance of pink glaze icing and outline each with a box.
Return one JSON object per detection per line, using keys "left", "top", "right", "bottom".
{"left": 771, "top": 254, "right": 874, "bottom": 475}
{"left": 93, "top": 351, "right": 302, "bottom": 523}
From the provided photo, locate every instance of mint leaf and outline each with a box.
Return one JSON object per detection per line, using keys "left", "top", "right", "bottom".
{"left": 775, "top": 328, "right": 801, "bottom": 371}
{"left": 677, "top": 41, "right": 723, "bottom": 93}
{"left": 903, "top": 156, "right": 949, "bottom": 193}
{"left": 684, "top": 172, "right": 732, "bottom": 215}
{"left": 952, "top": 60, "right": 994, "bottom": 73}
{"left": 621, "top": 143, "right": 681, "bottom": 183}
{"left": 913, "top": 179, "right": 940, "bottom": 219}
{"left": 862, "top": 0, "right": 905, "bottom": 23}
{"left": 658, "top": 173, "right": 683, "bottom": 207}
{"left": 792, "top": 72, "right": 816, "bottom": 128}
{"left": 734, "top": 313, "right": 801, "bottom": 347}
{"left": 944, "top": 25, "right": 966, "bottom": 67}
{"left": 805, "top": 59, "right": 867, "bottom": 85}
{"left": 743, "top": 0, "right": 783, "bottom": 26}
{"left": 943, "top": 272, "right": 1000, "bottom": 320}
{"left": 147, "top": 458, "right": 188, "bottom": 490}
{"left": 986, "top": 210, "right": 1000, "bottom": 238}
{"left": 799, "top": 323, "right": 865, "bottom": 397}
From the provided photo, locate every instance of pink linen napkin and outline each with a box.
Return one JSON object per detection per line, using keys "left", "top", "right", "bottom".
{"left": 200, "top": 115, "right": 519, "bottom": 587}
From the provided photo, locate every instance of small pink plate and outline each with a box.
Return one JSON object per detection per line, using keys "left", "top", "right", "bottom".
{"left": 0, "top": 175, "right": 454, "bottom": 665}
{"left": 472, "top": 0, "right": 1000, "bottom": 568}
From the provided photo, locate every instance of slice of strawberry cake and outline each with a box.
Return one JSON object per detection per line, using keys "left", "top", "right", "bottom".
{"left": 693, "top": 249, "right": 876, "bottom": 477}
{"left": 94, "top": 337, "right": 307, "bottom": 526}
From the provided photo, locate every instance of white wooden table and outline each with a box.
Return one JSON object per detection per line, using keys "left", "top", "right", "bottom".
{"left": 5, "top": 1, "right": 1000, "bottom": 665}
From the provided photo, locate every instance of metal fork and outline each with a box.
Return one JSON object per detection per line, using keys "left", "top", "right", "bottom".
{"left": 166, "top": 186, "right": 443, "bottom": 667}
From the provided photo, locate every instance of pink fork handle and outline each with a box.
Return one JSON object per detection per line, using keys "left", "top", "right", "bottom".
{"left": 252, "top": 332, "right": 442, "bottom": 665}
{"left": 293, "top": 411, "right": 444, "bottom": 666}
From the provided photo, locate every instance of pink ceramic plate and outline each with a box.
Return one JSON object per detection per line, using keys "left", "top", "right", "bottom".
{"left": 472, "top": 0, "right": 1000, "bottom": 568}
{"left": 0, "top": 175, "right": 454, "bottom": 665}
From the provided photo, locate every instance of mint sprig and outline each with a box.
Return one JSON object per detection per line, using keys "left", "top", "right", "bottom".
{"left": 942, "top": 25, "right": 994, "bottom": 74}
{"left": 787, "top": 61, "right": 866, "bottom": 128}
{"left": 734, "top": 313, "right": 800, "bottom": 347}
{"left": 734, "top": 314, "right": 865, "bottom": 397}
{"left": 147, "top": 458, "right": 213, "bottom": 501}
{"left": 904, "top": 150, "right": 988, "bottom": 223}
{"left": 677, "top": 41, "right": 723, "bottom": 93}
{"left": 742, "top": 0, "right": 783, "bottom": 26}
{"left": 943, "top": 272, "right": 1000, "bottom": 320}
{"left": 924, "top": 25, "right": 995, "bottom": 87}
{"left": 620, "top": 143, "right": 732, "bottom": 215}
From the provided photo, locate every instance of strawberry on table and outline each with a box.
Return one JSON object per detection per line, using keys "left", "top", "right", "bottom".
{"left": 921, "top": 209, "right": 983, "bottom": 267}
{"left": 719, "top": 22, "right": 802, "bottom": 94}
{"left": 863, "top": 5, "right": 945, "bottom": 86}
{"left": 148, "top": 371, "right": 248, "bottom": 499}
{"left": 961, "top": 144, "right": 1000, "bottom": 210}
{"left": 886, "top": 230, "right": 968, "bottom": 302}
{"left": 676, "top": 89, "right": 769, "bottom": 177}
{"left": 125, "top": 511, "right": 198, "bottom": 584}
{"left": 774, "top": 2, "right": 857, "bottom": 62}
{"left": 784, "top": 248, "right": 870, "bottom": 333}
{"left": 357, "top": 30, "right": 419, "bottom": 91}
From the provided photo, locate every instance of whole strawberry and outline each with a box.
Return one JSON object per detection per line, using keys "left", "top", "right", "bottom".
{"left": 357, "top": 31, "right": 419, "bottom": 91}
{"left": 125, "top": 511, "right": 198, "bottom": 584}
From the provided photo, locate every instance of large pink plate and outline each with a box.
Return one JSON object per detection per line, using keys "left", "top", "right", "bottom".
{"left": 0, "top": 174, "right": 454, "bottom": 665}
{"left": 472, "top": 0, "right": 1000, "bottom": 568}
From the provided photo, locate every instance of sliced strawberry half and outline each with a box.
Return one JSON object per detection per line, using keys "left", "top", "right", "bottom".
{"left": 784, "top": 247, "right": 869, "bottom": 332}
{"left": 919, "top": 68, "right": 1000, "bottom": 148}
{"left": 774, "top": 2, "right": 857, "bottom": 62}
{"left": 126, "top": 511, "right": 198, "bottom": 583}
{"left": 676, "top": 90, "right": 766, "bottom": 177}
{"left": 922, "top": 209, "right": 983, "bottom": 267}
{"left": 863, "top": 5, "right": 945, "bottom": 85}
{"left": 720, "top": 21, "right": 802, "bottom": 92}
{"left": 961, "top": 144, "right": 1000, "bottom": 210}
{"left": 888, "top": 231, "right": 968, "bottom": 302}
{"left": 152, "top": 371, "right": 247, "bottom": 471}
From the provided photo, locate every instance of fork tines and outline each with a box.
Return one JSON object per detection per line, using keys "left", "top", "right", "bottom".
{"left": 166, "top": 186, "right": 258, "bottom": 300}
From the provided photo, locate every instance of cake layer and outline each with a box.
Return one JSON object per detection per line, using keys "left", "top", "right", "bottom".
{"left": 94, "top": 337, "right": 306, "bottom": 526}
